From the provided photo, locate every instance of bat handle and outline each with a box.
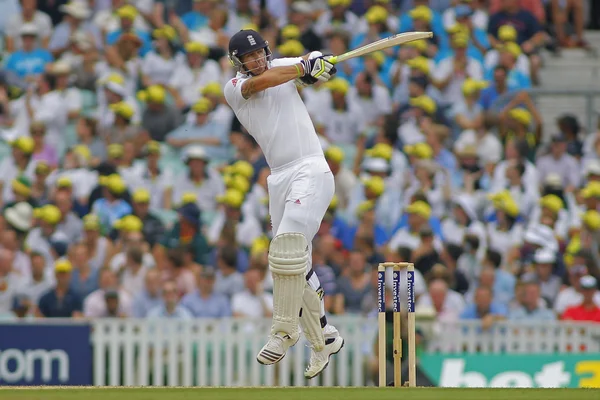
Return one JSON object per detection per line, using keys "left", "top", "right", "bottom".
{"left": 328, "top": 55, "right": 338, "bottom": 64}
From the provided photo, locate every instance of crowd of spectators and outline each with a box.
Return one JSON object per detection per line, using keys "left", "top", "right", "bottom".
{"left": 0, "top": 0, "right": 599, "bottom": 342}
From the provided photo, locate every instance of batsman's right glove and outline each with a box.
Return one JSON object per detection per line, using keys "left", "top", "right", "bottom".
{"left": 299, "top": 55, "right": 337, "bottom": 85}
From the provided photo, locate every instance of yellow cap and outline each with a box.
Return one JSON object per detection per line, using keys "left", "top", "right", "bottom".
{"left": 404, "top": 142, "right": 433, "bottom": 159}
{"left": 499, "top": 41, "right": 521, "bottom": 58}
{"left": 181, "top": 192, "right": 197, "bottom": 205}
{"left": 99, "top": 173, "right": 127, "bottom": 194}
{"left": 56, "top": 176, "right": 72, "bottom": 188}
{"left": 409, "top": 95, "right": 436, "bottom": 115}
{"left": 11, "top": 136, "right": 35, "bottom": 154}
{"left": 324, "top": 78, "right": 350, "bottom": 95}
{"left": 12, "top": 176, "right": 31, "bottom": 197}
{"left": 116, "top": 5, "right": 138, "bottom": 20}
{"left": 452, "top": 33, "right": 469, "bottom": 48}
{"left": 250, "top": 236, "right": 270, "bottom": 257}
{"left": 581, "top": 182, "right": 600, "bottom": 199}
{"left": 329, "top": 194, "right": 339, "bottom": 211}
{"left": 405, "top": 39, "right": 427, "bottom": 52}
{"left": 365, "top": 5, "right": 388, "bottom": 24}
{"left": 539, "top": 194, "right": 563, "bottom": 214}
{"left": 488, "top": 191, "right": 519, "bottom": 217}
{"left": 325, "top": 146, "right": 344, "bottom": 163}
{"left": 191, "top": 97, "right": 213, "bottom": 114}
{"left": 367, "top": 51, "right": 386, "bottom": 66}
{"left": 107, "top": 143, "right": 124, "bottom": 158}
{"left": 102, "top": 72, "right": 125, "bottom": 86}
{"left": 72, "top": 144, "right": 91, "bottom": 162}
{"left": 83, "top": 214, "right": 100, "bottom": 231}
{"left": 217, "top": 189, "right": 245, "bottom": 209}
{"left": 224, "top": 160, "right": 254, "bottom": 180}
{"left": 409, "top": 5, "right": 432, "bottom": 22}
{"left": 113, "top": 215, "right": 143, "bottom": 232}
{"left": 278, "top": 40, "right": 305, "bottom": 57}
{"left": 137, "top": 84, "right": 166, "bottom": 104}
{"left": 224, "top": 174, "right": 250, "bottom": 193}
{"left": 508, "top": 108, "right": 532, "bottom": 126}
{"left": 184, "top": 41, "right": 209, "bottom": 55}
{"left": 201, "top": 81, "right": 222, "bottom": 96}
{"left": 583, "top": 210, "right": 600, "bottom": 231}
{"left": 281, "top": 25, "right": 301, "bottom": 40}
{"left": 33, "top": 204, "right": 62, "bottom": 225}
{"left": 153, "top": 25, "right": 177, "bottom": 41}
{"left": 406, "top": 200, "right": 431, "bottom": 219}
{"left": 242, "top": 22, "right": 259, "bottom": 31}
{"left": 499, "top": 24, "right": 518, "bottom": 42}
{"left": 145, "top": 140, "right": 161, "bottom": 155}
{"left": 54, "top": 259, "right": 73, "bottom": 273}
{"left": 462, "top": 78, "right": 489, "bottom": 96}
{"left": 35, "top": 161, "right": 50, "bottom": 175}
{"left": 363, "top": 176, "right": 385, "bottom": 197}
{"left": 109, "top": 101, "right": 135, "bottom": 120}
{"left": 447, "top": 23, "right": 469, "bottom": 35}
{"left": 132, "top": 188, "right": 150, "bottom": 203}
{"left": 406, "top": 56, "right": 430, "bottom": 75}
{"left": 365, "top": 143, "right": 393, "bottom": 161}
{"left": 357, "top": 200, "right": 376, "bottom": 217}
{"left": 328, "top": 0, "right": 351, "bottom": 6}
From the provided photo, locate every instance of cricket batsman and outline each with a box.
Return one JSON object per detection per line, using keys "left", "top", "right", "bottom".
{"left": 224, "top": 29, "right": 344, "bottom": 378}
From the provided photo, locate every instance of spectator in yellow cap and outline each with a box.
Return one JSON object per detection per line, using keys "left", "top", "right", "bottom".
{"left": 75, "top": 116, "right": 105, "bottom": 167}
{"left": 0, "top": 137, "right": 36, "bottom": 207}
{"left": 139, "top": 84, "right": 183, "bottom": 142}
{"left": 9, "top": 176, "right": 34, "bottom": 208}
{"left": 399, "top": 0, "right": 445, "bottom": 38}
{"left": 389, "top": 200, "right": 443, "bottom": 254}
{"left": 166, "top": 97, "right": 229, "bottom": 160}
{"left": 124, "top": 141, "right": 173, "bottom": 211}
{"left": 485, "top": 190, "right": 524, "bottom": 256}
{"left": 104, "top": 3, "right": 152, "bottom": 58}
{"left": 53, "top": 189, "right": 84, "bottom": 243}
{"left": 37, "top": 258, "right": 83, "bottom": 318}
{"left": 432, "top": 32, "right": 483, "bottom": 106}
{"left": 484, "top": 30, "right": 531, "bottom": 80}
{"left": 451, "top": 78, "right": 487, "bottom": 131}
{"left": 130, "top": 188, "right": 166, "bottom": 247}
{"left": 343, "top": 199, "right": 389, "bottom": 251}
{"left": 92, "top": 174, "right": 133, "bottom": 232}
{"left": 499, "top": 95, "right": 541, "bottom": 159}
{"left": 488, "top": 42, "right": 532, "bottom": 92}
{"left": 314, "top": 0, "right": 358, "bottom": 39}
{"left": 168, "top": 40, "right": 221, "bottom": 109}
{"left": 208, "top": 189, "right": 262, "bottom": 248}
{"left": 324, "top": 146, "right": 356, "bottom": 209}
{"left": 315, "top": 78, "right": 364, "bottom": 145}
{"left": 26, "top": 204, "right": 69, "bottom": 268}
{"left": 31, "top": 161, "right": 51, "bottom": 205}
{"left": 29, "top": 121, "right": 58, "bottom": 168}
{"left": 141, "top": 25, "right": 183, "bottom": 87}
{"left": 198, "top": 81, "right": 232, "bottom": 127}
{"left": 443, "top": 0, "right": 488, "bottom": 32}
{"left": 351, "top": 6, "right": 393, "bottom": 59}
{"left": 105, "top": 101, "right": 145, "bottom": 151}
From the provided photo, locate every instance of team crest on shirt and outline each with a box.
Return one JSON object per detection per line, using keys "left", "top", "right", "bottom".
{"left": 232, "top": 78, "right": 238, "bottom": 87}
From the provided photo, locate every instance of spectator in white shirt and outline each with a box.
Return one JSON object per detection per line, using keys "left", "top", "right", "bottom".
{"left": 83, "top": 268, "right": 133, "bottom": 317}
{"left": 141, "top": 26, "right": 185, "bottom": 87}
{"left": 417, "top": 278, "right": 466, "bottom": 323}
{"left": 4, "top": 0, "right": 53, "bottom": 52}
{"left": 432, "top": 34, "right": 483, "bottom": 106}
{"left": 19, "top": 252, "right": 55, "bottom": 307}
{"left": 119, "top": 247, "right": 151, "bottom": 298}
{"left": 214, "top": 245, "right": 245, "bottom": 299}
{"left": 536, "top": 134, "right": 581, "bottom": 191}
{"left": 554, "top": 264, "right": 600, "bottom": 315}
{"left": 0, "top": 249, "right": 25, "bottom": 317}
{"left": 0, "top": 137, "right": 37, "bottom": 207}
{"left": 348, "top": 72, "right": 392, "bottom": 129}
{"left": 131, "top": 268, "right": 163, "bottom": 318}
{"left": 231, "top": 268, "right": 273, "bottom": 318}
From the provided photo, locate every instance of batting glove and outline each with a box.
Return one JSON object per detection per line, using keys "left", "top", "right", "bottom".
{"left": 300, "top": 55, "right": 337, "bottom": 84}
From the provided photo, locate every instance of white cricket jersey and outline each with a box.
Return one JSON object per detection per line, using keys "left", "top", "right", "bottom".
{"left": 224, "top": 58, "right": 324, "bottom": 170}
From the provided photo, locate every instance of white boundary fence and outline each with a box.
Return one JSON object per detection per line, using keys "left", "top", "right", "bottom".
{"left": 90, "top": 317, "right": 600, "bottom": 387}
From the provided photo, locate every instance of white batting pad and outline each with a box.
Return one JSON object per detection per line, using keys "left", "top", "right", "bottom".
{"left": 268, "top": 232, "right": 309, "bottom": 341}
{"left": 299, "top": 283, "right": 326, "bottom": 351}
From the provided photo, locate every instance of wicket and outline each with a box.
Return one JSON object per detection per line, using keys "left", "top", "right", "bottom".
{"left": 377, "top": 262, "right": 416, "bottom": 388}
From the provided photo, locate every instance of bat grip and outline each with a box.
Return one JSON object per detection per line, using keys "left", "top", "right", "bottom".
{"left": 328, "top": 56, "right": 338, "bottom": 64}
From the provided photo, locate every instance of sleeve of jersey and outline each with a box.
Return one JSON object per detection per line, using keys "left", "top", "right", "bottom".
{"left": 271, "top": 57, "right": 303, "bottom": 68}
{"left": 223, "top": 76, "right": 250, "bottom": 108}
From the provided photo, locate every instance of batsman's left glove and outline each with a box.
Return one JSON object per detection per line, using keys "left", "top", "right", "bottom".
{"left": 299, "top": 55, "right": 337, "bottom": 85}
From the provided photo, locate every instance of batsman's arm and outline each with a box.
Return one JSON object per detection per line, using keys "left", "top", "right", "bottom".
{"left": 241, "top": 64, "right": 303, "bottom": 99}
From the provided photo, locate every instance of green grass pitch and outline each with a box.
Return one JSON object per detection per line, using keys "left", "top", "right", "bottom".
{"left": 0, "top": 387, "right": 597, "bottom": 400}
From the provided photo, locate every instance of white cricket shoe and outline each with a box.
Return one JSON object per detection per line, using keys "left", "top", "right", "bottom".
{"left": 256, "top": 333, "right": 298, "bottom": 365}
{"left": 304, "top": 335, "right": 344, "bottom": 379}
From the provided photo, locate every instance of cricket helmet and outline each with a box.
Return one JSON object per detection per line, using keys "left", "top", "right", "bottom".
{"left": 228, "top": 29, "right": 272, "bottom": 74}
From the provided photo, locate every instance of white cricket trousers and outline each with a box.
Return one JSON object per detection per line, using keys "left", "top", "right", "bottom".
{"left": 267, "top": 154, "right": 334, "bottom": 260}
{"left": 267, "top": 154, "right": 335, "bottom": 334}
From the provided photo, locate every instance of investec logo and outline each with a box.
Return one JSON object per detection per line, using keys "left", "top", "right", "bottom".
{"left": 0, "top": 349, "right": 69, "bottom": 383}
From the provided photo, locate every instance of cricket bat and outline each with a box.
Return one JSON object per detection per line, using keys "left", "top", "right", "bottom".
{"left": 328, "top": 31, "right": 433, "bottom": 64}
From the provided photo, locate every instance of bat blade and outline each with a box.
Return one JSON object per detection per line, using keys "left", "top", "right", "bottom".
{"left": 329, "top": 31, "right": 433, "bottom": 64}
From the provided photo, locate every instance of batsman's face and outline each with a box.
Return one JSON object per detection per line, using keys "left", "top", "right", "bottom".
{"left": 241, "top": 49, "right": 268, "bottom": 75}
